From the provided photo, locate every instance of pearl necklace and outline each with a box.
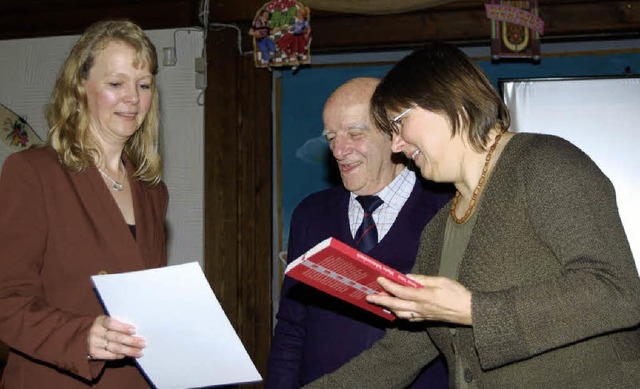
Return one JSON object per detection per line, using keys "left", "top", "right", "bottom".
{"left": 98, "top": 162, "right": 125, "bottom": 192}
{"left": 450, "top": 130, "right": 506, "bottom": 224}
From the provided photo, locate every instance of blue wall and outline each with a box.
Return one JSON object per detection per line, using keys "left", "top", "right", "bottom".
{"left": 276, "top": 50, "right": 640, "bottom": 250}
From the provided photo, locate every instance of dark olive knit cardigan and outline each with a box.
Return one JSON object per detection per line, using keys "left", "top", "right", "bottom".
{"left": 306, "top": 133, "right": 640, "bottom": 389}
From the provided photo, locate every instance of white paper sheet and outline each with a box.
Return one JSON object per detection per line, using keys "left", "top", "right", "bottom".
{"left": 91, "top": 262, "right": 262, "bottom": 389}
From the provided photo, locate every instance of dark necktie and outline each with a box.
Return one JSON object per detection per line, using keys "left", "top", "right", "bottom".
{"left": 355, "top": 195, "right": 384, "bottom": 253}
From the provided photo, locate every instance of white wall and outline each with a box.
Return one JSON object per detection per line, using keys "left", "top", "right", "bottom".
{"left": 0, "top": 28, "right": 205, "bottom": 267}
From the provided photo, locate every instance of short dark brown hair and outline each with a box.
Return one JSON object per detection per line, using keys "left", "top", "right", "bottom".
{"left": 371, "top": 42, "right": 510, "bottom": 151}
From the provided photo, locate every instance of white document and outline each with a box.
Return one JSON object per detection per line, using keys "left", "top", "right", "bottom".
{"left": 91, "top": 262, "right": 262, "bottom": 389}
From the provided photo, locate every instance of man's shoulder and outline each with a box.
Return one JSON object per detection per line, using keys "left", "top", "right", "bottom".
{"left": 294, "top": 186, "right": 347, "bottom": 215}
{"left": 299, "top": 185, "right": 346, "bottom": 204}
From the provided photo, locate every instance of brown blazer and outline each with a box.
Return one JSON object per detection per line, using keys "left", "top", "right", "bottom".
{"left": 0, "top": 146, "right": 168, "bottom": 388}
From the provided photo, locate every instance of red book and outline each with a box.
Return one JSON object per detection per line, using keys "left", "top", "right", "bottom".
{"left": 285, "top": 237, "right": 422, "bottom": 320}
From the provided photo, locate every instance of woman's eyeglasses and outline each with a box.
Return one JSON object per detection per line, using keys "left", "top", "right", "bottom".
{"left": 392, "top": 107, "right": 414, "bottom": 124}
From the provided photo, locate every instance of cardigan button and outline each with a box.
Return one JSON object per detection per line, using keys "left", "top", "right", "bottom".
{"left": 463, "top": 368, "right": 474, "bottom": 383}
{"left": 98, "top": 270, "right": 108, "bottom": 275}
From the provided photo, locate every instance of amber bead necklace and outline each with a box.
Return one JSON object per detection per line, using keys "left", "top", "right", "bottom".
{"left": 450, "top": 129, "right": 506, "bottom": 224}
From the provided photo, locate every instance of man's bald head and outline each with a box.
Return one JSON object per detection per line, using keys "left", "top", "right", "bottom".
{"left": 322, "top": 77, "right": 404, "bottom": 196}
{"left": 324, "top": 77, "right": 380, "bottom": 114}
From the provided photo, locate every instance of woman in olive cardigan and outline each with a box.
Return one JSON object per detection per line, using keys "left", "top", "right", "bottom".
{"left": 306, "top": 43, "right": 640, "bottom": 389}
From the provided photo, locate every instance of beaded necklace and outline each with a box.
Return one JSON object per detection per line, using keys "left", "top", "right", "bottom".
{"left": 450, "top": 130, "right": 506, "bottom": 224}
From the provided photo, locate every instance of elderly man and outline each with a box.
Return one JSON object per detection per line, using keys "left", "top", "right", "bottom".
{"left": 266, "top": 77, "right": 452, "bottom": 388}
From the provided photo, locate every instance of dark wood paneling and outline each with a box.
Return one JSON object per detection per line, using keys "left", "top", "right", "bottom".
{"left": 206, "top": 27, "right": 241, "bottom": 321}
{"left": 0, "top": 0, "right": 200, "bottom": 40}
{"left": 205, "top": 26, "right": 272, "bottom": 388}
{"left": 237, "top": 49, "right": 273, "bottom": 383}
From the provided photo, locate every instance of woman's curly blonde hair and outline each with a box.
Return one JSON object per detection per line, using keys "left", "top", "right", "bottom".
{"left": 46, "top": 19, "right": 163, "bottom": 186}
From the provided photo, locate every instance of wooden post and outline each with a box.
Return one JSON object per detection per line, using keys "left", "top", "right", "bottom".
{"left": 204, "top": 25, "right": 273, "bottom": 387}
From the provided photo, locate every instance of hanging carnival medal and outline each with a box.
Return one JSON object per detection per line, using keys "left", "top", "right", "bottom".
{"left": 250, "top": 0, "right": 311, "bottom": 69}
{"left": 485, "top": 1, "right": 544, "bottom": 62}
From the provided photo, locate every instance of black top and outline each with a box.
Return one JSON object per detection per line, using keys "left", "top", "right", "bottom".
{"left": 128, "top": 224, "right": 136, "bottom": 239}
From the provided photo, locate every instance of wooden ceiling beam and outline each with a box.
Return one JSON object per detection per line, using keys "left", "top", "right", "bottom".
{"left": 311, "top": 0, "right": 640, "bottom": 52}
{"left": 1, "top": 0, "right": 638, "bottom": 49}
{"left": 0, "top": 0, "right": 200, "bottom": 40}
{"left": 219, "top": 1, "right": 640, "bottom": 53}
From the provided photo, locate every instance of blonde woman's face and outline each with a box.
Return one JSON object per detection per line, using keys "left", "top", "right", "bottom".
{"left": 84, "top": 40, "right": 153, "bottom": 146}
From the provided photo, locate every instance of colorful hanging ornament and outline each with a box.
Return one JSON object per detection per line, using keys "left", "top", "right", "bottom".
{"left": 486, "top": 1, "right": 544, "bottom": 62}
{"left": 0, "top": 103, "right": 43, "bottom": 151}
{"left": 250, "top": 0, "right": 312, "bottom": 69}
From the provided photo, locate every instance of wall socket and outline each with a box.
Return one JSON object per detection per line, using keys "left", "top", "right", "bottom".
{"left": 196, "top": 72, "right": 207, "bottom": 90}
{"left": 195, "top": 57, "right": 206, "bottom": 90}
{"left": 195, "top": 57, "right": 205, "bottom": 73}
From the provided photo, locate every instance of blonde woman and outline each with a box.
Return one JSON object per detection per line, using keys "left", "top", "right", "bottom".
{"left": 0, "top": 20, "right": 168, "bottom": 388}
